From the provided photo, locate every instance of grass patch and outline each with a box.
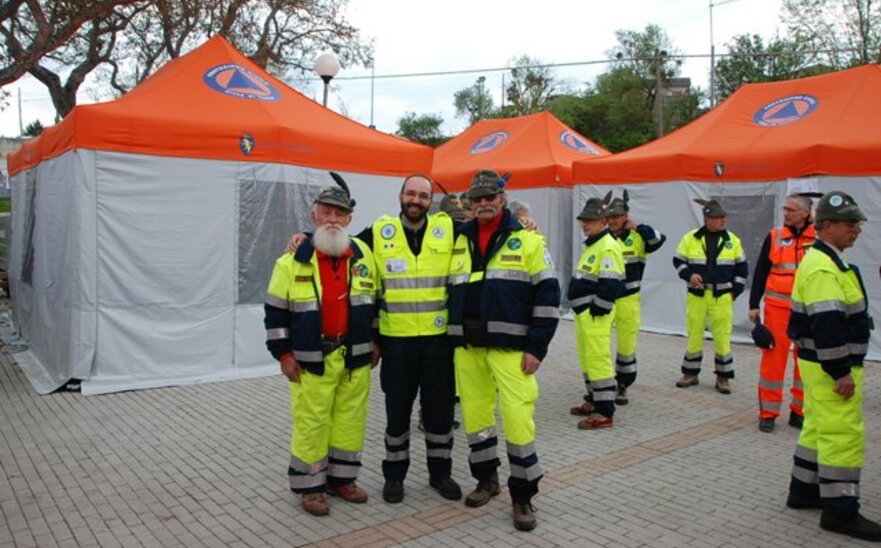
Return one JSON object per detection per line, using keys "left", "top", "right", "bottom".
{"left": 0, "top": 198, "right": 9, "bottom": 213}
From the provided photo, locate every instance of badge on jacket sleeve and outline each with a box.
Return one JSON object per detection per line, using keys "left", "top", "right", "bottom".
{"left": 432, "top": 226, "right": 445, "bottom": 239}
{"left": 507, "top": 238, "right": 522, "bottom": 250}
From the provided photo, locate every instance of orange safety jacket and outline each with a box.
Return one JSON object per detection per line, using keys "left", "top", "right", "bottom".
{"left": 764, "top": 224, "right": 815, "bottom": 307}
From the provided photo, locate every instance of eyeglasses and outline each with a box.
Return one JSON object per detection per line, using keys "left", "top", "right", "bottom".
{"left": 782, "top": 207, "right": 806, "bottom": 213}
{"left": 470, "top": 194, "right": 498, "bottom": 204}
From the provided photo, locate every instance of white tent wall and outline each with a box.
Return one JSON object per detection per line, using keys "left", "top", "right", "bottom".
{"left": 573, "top": 177, "right": 881, "bottom": 362}
{"left": 9, "top": 150, "right": 403, "bottom": 395}
{"left": 8, "top": 151, "right": 98, "bottom": 393}
{"left": 504, "top": 188, "right": 573, "bottom": 289}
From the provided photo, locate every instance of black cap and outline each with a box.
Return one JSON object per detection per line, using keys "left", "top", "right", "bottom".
{"left": 694, "top": 198, "right": 726, "bottom": 218}
{"left": 577, "top": 197, "right": 606, "bottom": 220}
{"left": 751, "top": 322, "right": 775, "bottom": 350}
{"left": 467, "top": 169, "right": 508, "bottom": 199}
{"left": 815, "top": 191, "right": 866, "bottom": 223}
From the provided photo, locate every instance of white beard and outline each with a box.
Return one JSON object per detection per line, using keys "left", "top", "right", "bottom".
{"left": 312, "top": 225, "right": 350, "bottom": 256}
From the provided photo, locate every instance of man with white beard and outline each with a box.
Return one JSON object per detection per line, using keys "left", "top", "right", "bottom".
{"left": 265, "top": 174, "right": 379, "bottom": 517}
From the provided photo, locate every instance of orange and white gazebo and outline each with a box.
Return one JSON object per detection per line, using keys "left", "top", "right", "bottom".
{"left": 571, "top": 65, "right": 881, "bottom": 358}
{"left": 6, "top": 36, "right": 431, "bottom": 395}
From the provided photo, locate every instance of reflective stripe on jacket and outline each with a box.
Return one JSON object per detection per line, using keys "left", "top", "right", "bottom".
{"left": 264, "top": 238, "right": 378, "bottom": 375}
{"left": 765, "top": 224, "right": 815, "bottom": 306}
{"left": 613, "top": 223, "right": 666, "bottom": 297}
{"left": 373, "top": 213, "right": 453, "bottom": 336}
{"left": 787, "top": 239, "right": 872, "bottom": 380}
{"left": 568, "top": 229, "right": 625, "bottom": 316}
{"left": 447, "top": 209, "right": 561, "bottom": 360}
{"left": 673, "top": 227, "right": 748, "bottom": 298}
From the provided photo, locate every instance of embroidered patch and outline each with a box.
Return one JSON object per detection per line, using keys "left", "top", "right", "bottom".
{"left": 500, "top": 254, "right": 522, "bottom": 262}
{"left": 295, "top": 275, "right": 312, "bottom": 282}
{"left": 434, "top": 315, "right": 445, "bottom": 328}
{"left": 624, "top": 238, "right": 633, "bottom": 246}
{"left": 507, "top": 238, "right": 522, "bottom": 250}
{"left": 725, "top": 241, "right": 733, "bottom": 249}
{"left": 452, "top": 248, "right": 466, "bottom": 255}
{"left": 381, "top": 224, "right": 396, "bottom": 239}
{"left": 432, "top": 226, "right": 445, "bottom": 239}
{"left": 587, "top": 255, "right": 596, "bottom": 264}
{"left": 602, "top": 257, "right": 614, "bottom": 270}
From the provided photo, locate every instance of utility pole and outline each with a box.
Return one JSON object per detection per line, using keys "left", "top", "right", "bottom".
{"left": 18, "top": 88, "right": 23, "bottom": 137}
{"left": 655, "top": 50, "right": 666, "bottom": 137}
{"left": 476, "top": 76, "right": 486, "bottom": 120}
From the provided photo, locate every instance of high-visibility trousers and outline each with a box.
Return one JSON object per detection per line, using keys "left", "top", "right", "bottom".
{"left": 614, "top": 293, "right": 640, "bottom": 388}
{"left": 454, "top": 346, "right": 542, "bottom": 503}
{"left": 758, "top": 302, "right": 803, "bottom": 419}
{"left": 287, "top": 346, "right": 371, "bottom": 494}
{"left": 682, "top": 291, "right": 734, "bottom": 378}
{"left": 380, "top": 335, "right": 455, "bottom": 482}
{"left": 789, "top": 361, "right": 863, "bottom": 517}
{"left": 574, "top": 308, "right": 617, "bottom": 417}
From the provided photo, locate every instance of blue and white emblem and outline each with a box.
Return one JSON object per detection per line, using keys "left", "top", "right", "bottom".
{"left": 432, "top": 226, "right": 445, "bottom": 239}
{"left": 381, "top": 224, "right": 396, "bottom": 239}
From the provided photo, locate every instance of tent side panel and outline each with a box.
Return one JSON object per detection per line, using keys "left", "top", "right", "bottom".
{"left": 8, "top": 151, "right": 97, "bottom": 393}
{"left": 86, "top": 153, "right": 236, "bottom": 393}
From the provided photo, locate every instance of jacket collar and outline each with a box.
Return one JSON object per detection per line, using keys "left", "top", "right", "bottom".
{"left": 812, "top": 239, "right": 850, "bottom": 272}
{"left": 694, "top": 226, "right": 730, "bottom": 243}
{"left": 584, "top": 228, "right": 611, "bottom": 247}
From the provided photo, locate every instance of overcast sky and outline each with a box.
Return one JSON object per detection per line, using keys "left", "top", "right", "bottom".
{"left": 0, "top": 0, "right": 786, "bottom": 138}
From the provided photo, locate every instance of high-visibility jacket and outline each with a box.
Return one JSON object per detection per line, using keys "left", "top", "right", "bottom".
{"left": 765, "top": 224, "right": 815, "bottom": 307}
{"left": 447, "top": 210, "right": 560, "bottom": 360}
{"left": 787, "top": 239, "right": 872, "bottom": 380}
{"left": 372, "top": 213, "right": 454, "bottom": 336}
{"left": 673, "top": 228, "right": 748, "bottom": 298}
{"left": 264, "top": 238, "right": 377, "bottom": 375}
{"left": 613, "top": 224, "right": 666, "bottom": 297}
{"left": 568, "top": 229, "right": 625, "bottom": 316}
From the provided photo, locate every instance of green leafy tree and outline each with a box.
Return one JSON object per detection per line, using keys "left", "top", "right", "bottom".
{"left": 714, "top": 34, "right": 819, "bottom": 102}
{"left": 395, "top": 112, "right": 448, "bottom": 147}
{"left": 453, "top": 80, "right": 494, "bottom": 125}
{"left": 608, "top": 24, "right": 682, "bottom": 112}
{"left": 504, "top": 55, "right": 557, "bottom": 116}
{"left": 23, "top": 119, "right": 44, "bottom": 137}
{"left": 782, "top": 0, "right": 881, "bottom": 68}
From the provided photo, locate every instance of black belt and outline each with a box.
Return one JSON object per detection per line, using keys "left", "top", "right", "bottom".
{"left": 321, "top": 335, "right": 346, "bottom": 355}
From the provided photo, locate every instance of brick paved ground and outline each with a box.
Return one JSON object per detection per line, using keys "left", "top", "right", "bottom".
{"left": 2, "top": 308, "right": 880, "bottom": 547}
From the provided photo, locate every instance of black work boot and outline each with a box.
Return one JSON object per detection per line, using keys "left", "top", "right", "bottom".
{"left": 429, "top": 476, "right": 462, "bottom": 500}
{"left": 464, "top": 473, "right": 500, "bottom": 508}
{"left": 512, "top": 499, "right": 537, "bottom": 531}
{"left": 382, "top": 479, "right": 404, "bottom": 503}
{"left": 615, "top": 385, "right": 629, "bottom": 405}
{"left": 820, "top": 511, "right": 881, "bottom": 541}
{"left": 788, "top": 412, "right": 804, "bottom": 429}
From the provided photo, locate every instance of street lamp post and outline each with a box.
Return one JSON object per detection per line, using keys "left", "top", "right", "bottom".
{"left": 709, "top": 0, "right": 742, "bottom": 107}
{"left": 314, "top": 52, "right": 340, "bottom": 107}
{"left": 476, "top": 76, "right": 486, "bottom": 120}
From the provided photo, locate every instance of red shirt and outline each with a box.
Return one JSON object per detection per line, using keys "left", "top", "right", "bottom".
{"left": 477, "top": 213, "right": 503, "bottom": 255}
{"left": 316, "top": 249, "right": 352, "bottom": 338}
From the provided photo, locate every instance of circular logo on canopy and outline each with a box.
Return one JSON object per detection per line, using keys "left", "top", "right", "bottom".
{"left": 560, "top": 130, "right": 600, "bottom": 155}
{"left": 753, "top": 94, "right": 818, "bottom": 127}
{"left": 469, "top": 131, "right": 509, "bottom": 154}
{"left": 203, "top": 64, "right": 280, "bottom": 101}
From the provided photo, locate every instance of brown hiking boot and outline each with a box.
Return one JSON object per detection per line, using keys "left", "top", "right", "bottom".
{"left": 715, "top": 377, "right": 731, "bottom": 394}
{"left": 327, "top": 482, "right": 368, "bottom": 503}
{"left": 513, "top": 500, "right": 537, "bottom": 531}
{"left": 676, "top": 374, "right": 699, "bottom": 388}
{"left": 301, "top": 493, "right": 329, "bottom": 516}
{"left": 464, "top": 473, "right": 500, "bottom": 508}
{"left": 577, "top": 413, "right": 613, "bottom": 430}
{"left": 569, "top": 400, "right": 595, "bottom": 416}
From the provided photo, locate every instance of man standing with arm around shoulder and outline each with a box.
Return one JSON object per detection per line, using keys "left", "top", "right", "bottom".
{"left": 785, "top": 191, "right": 881, "bottom": 542}
{"left": 603, "top": 190, "right": 666, "bottom": 405}
{"left": 749, "top": 194, "right": 815, "bottom": 433}
{"left": 447, "top": 169, "right": 560, "bottom": 532}
{"left": 264, "top": 176, "right": 379, "bottom": 517}
{"left": 672, "top": 199, "right": 748, "bottom": 394}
